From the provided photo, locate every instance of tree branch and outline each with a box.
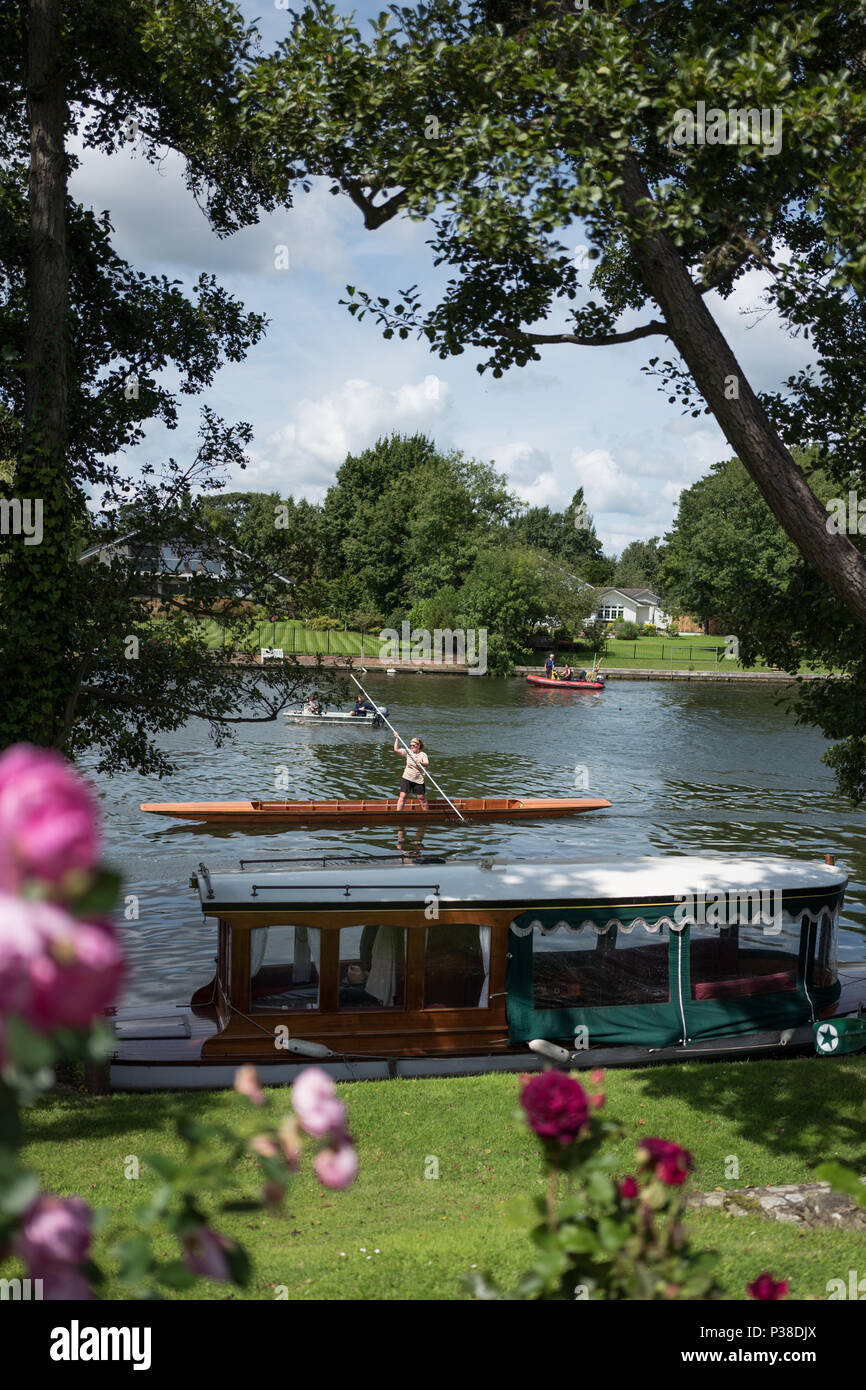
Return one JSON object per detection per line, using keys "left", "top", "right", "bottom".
{"left": 490, "top": 318, "right": 669, "bottom": 347}
{"left": 345, "top": 180, "right": 409, "bottom": 229}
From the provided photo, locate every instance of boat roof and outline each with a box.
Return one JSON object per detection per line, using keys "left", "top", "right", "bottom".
{"left": 192, "top": 854, "right": 848, "bottom": 914}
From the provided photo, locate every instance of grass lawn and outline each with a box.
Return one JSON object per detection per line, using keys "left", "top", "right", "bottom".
{"left": 14, "top": 1056, "right": 866, "bottom": 1301}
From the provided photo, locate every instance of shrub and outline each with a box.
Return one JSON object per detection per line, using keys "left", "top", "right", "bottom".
{"left": 309, "top": 616, "right": 342, "bottom": 630}
{"left": 612, "top": 620, "right": 640, "bottom": 640}
{"left": 641, "top": 623, "right": 657, "bottom": 636}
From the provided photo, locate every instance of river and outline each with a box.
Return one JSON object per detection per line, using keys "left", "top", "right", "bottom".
{"left": 84, "top": 674, "right": 866, "bottom": 1007}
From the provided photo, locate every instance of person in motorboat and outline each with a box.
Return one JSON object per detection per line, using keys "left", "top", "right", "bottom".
{"left": 544, "top": 652, "right": 555, "bottom": 679}
{"left": 351, "top": 695, "right": 372, "bottom": 716}
{"left": 574, "top": 667, "right": 587, "bottom": 680}
{"left": 302, "top": 697, "right": 321, "bottom": 714}
{"left": 394, "top": 734, "right": 429, "bottom": 811}
{"left": 562, "top": 663, "right": 573, "bottom": 680}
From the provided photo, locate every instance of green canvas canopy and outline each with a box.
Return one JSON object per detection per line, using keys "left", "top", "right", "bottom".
{"left": 506, "top": 888, "right": 844, "bottom": 1049}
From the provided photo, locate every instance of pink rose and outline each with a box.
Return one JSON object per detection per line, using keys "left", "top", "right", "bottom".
{"left": 0, "top": 895, "right": 46, "bottom": 1015}
{"left": 15, "top": 1195, "right": 92, "bottom": 1270}
{"left": 313, "top": 1139, "right": 359, "bottom": 1190}
{"left": 234, "top": 1064, "right": 265, "bottom": 1106}
{"left": 520, "top": 1071, "right": 590, "bottom": 1145}
{"left": 0, "top": 745, "right": 100, "bottom": 889}
{"left": 182, "top": 1227, "right": 233, "bottom": 1282}
{"left": 26, "top": 917, "right": 124, "bottom": 1030}
{"left": 748, "top": 1271, "right": 789, "bottom": 1301}
{"left": 41, "top": 1266, "right": 95, "bottom": 1300}
{"left": 292, "top": 1067, "right": 346, "bottom": 1139}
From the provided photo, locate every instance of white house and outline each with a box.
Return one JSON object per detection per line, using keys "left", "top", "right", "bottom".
{"left": 592, "top": 587, "right": 670, "bottom": 628}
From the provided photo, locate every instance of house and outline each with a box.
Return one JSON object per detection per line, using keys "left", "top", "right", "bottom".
{"left": 591, "top": 587, "right": 670, "bottom": 628}
{"left": 79, "top": 532, "right": 292, "bottom": 598}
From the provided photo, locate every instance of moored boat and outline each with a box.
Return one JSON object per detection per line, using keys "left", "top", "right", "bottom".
{"left": 526, "top": 674, "right": 605, "bottom": 690}
{"left": 108, "top": 851, "right": 866, "bottom": 1089}
{"left": 139, "top": 796, "right": 613, "bottom": 826}
{"left": 285, "top": 706, "right": 389, "bottom": 727}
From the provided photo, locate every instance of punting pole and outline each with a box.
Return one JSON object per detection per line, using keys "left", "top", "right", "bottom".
{"left": 349, "top": 671, "right": 466, "bottom": 823}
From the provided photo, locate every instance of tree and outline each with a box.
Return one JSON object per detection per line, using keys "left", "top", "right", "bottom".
{"left": 237, "top": 0, "right": 866, "bottom": 628}
{"left": 0, "top": 0, "right": 282, "bottom": 764}
{"left": 509, "top": 487, "right": 608, "bottom": 580}
{"left": 456, "top": 542, "right": 596, "bottom": 668}
{"left": 614, "top": 538, "right": 663, "bottom": 592}
{"left": 661, "top": 455, "right": 866, "bottom": 801}
{"left": 320, "top": 433, "right": 518, "bottom": 613}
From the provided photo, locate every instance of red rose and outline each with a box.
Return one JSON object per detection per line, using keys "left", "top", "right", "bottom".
{"left": 521, "top": 1071, "right": 589, "bottom": 1145}
{"left": 747, "top": 1271, "right": 789, "bottom": 1300}
{"left": 619, "top": 1175, "right": 639, "bottom": 1199}
{"left": 636, "top": 1137, "right": 693, "bottom": 1186}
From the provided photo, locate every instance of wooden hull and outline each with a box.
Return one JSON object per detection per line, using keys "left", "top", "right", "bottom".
{"left": 526, "top": 674, "right": 605, "bottom": 690}
{"left": 140, "top": 796, "right": 613, "bottom": 826}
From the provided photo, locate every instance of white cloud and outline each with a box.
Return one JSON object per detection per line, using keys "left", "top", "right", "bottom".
{"left": 243, "top": 375, "right": 451, "bottom": 494}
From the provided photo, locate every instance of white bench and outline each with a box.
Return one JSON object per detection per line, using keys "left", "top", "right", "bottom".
{"left": 260, "top": 647, "right": 284, "bottom": 661}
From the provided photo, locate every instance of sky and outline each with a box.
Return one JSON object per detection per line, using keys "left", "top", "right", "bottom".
{"left": 67, "top": 0, "right": 815, "bottom": 556}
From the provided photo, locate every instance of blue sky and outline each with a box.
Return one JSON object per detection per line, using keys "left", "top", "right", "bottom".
{"left": 68, "top": 0, "right": 814, "bottom": 554}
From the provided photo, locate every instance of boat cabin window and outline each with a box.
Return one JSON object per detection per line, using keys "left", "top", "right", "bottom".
{"left": 531, "top": 922, "right": 669, "bottom": 1008}
{"left": 689, "top": 919, "right": 800, "bottom": 1001}
{"left": 339, "top": 926, "right": 407, "bottom": 1009}
{"left": 250, "top": 925, "right": 321, "bottom": 1012}
{"left": 809, "top": 911, "right": 838, "bottom": 989}
{"left": 424, "top": 924, "right": 491, "bottom": 1009}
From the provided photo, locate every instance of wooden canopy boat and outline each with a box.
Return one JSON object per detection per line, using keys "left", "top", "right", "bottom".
{"left": 139, "top": 796, "right": 613, "bottom": 826}
{"left": 526, "top": 674, "right": 605, "bottom": 690}
{"left": 108, "top": 851, "right": 866, "bottom": 1089}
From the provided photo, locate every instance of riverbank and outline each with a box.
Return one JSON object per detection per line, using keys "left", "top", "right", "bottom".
{"left": 261, "top": 653, "right": 823, "bottom": 682}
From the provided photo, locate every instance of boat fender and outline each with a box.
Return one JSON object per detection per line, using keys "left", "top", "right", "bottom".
{"left": 528, "top": 1039, "right": 573, "bottom": 1064}
{"left": 286, "top": 1038, "right": 334, "bottom": 1059}
{"left": 779, "top": 1028, "right": 795, "bottom": 1046}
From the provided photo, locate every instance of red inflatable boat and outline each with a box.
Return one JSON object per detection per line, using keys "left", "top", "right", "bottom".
{"left": 526, "top": 674, "right": 605, "bottom": 691}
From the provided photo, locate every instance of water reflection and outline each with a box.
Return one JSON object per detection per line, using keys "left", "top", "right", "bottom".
{"left": 84, "top": 674, "right": 865, "bottom": 1005}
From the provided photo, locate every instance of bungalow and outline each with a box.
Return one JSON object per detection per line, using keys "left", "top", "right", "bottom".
{"left": 592, "top": 587, "right": 670, "bottom": 628}
{"left": 78, "top": 532, "right": 292, "bottom": 598}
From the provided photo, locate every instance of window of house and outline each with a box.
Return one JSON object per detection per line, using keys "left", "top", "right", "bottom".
{"left": 339, "top": 925, "right": 407, "bottom": 1009}
{"left": 250, "top": 925, "right": 321, "bottom": 1011}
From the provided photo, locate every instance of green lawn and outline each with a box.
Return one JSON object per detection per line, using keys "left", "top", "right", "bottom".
{"left": 13, "top": 1057, "right": 866, "bottom": 1300}
{"left": 202, "top": 621, "right": 383, "bottom": 657}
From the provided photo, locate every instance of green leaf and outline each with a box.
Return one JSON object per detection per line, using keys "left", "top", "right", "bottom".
{"left": 155, "top": 1260, "right": 198, "bottom": 1290}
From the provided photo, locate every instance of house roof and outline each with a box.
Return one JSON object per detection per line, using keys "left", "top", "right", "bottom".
{"left": 79, "top": 531, "right": 293, "bottom": 587}
{"left": 598, "top": 587, "right": 664, "bottom": 604}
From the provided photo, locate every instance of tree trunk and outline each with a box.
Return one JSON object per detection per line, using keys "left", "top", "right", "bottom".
{"left": 0, "top": 0, "right": 76, "bottom": 747}
{"left": 619, "top": 152, "right": 866, "bottom": 629}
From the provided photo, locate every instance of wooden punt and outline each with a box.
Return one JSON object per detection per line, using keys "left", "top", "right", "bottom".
{"left": 526, "top": 674, "right": 605, "bottom": 690}
{"left": 139, "top": 796, "right": 613, "bottom": 826}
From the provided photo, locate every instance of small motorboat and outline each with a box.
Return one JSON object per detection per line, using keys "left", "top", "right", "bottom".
{"left": 139, "top": 796, "right": 613, "bottom": 826}
{"left": 526, "top": 674, "right": 605, "bottom": 691}
{"left": 285, "top": 704, "right": 389, "bottom": 727}
{"left": 107, "top": 850, "right": 866, "bottom": 1089}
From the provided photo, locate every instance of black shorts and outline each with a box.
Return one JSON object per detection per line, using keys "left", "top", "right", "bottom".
{"left": 400, "top": 778, "right": 426, "bottom": 797}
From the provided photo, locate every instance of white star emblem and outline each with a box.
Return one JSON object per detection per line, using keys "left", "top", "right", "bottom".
{"left": 817, "top": 1023, "right": 839, "bottom": 1053}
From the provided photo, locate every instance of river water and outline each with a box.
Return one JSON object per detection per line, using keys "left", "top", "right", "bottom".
{"left": 84, "top": 674, "right": 866, "bottom": 1007}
